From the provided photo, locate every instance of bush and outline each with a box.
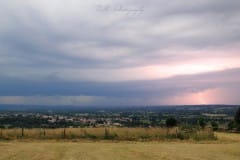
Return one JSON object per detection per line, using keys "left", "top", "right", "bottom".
{"left": 211, "top": 121, "right": 219, "bottom": 131}
{"left": 166, "top": 118, "right": 177, "bottom": 128}
{"left": 228, "top": 121, "right": 238, "bottom": 130}
{"left": 176, "top": 132, "right": 190, "bottom": 140}
{"left": 198, "top": 118, "right": 206, "bottom": 129}
{"left": 234, "top": 107, "right": 240, "bottom": 124}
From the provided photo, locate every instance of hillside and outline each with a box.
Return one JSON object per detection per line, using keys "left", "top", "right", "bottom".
{"left": 0, "top": 133, "right": 239, "bottom": 160}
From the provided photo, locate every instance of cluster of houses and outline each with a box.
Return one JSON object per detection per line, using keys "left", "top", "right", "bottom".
{"left": 0, "top": 113, "right": 132, "bottom": 127}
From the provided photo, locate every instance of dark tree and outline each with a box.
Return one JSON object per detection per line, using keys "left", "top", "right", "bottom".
{"left": 211, "top": 121, "right": 219, "bottom": 131}
{"left": 198, "top": 118, "right": 206, "bottom": 129}
{"left": 228, "top": 121, "right": 237, "bottom": 130}
{"left": 166, "top": 117, "right": 177, "bottom": 128}
{"left": 234, "top": 107, "right": 240, "bottom": 124}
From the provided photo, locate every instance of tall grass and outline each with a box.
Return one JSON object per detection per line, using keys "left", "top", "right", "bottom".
{"left": 0, "top": 127, "right": 216, "bottom": 141}
{"left": 177, "top": 127, "right": 217, "bottom": 141}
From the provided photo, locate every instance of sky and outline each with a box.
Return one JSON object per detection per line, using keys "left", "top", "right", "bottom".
{"left": 0, "top": 0, "right": 240, "bottom": 106}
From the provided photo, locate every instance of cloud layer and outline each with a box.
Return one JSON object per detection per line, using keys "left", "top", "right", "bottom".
{"left": 0, "top": 0, "right": 240, "bottom": 105}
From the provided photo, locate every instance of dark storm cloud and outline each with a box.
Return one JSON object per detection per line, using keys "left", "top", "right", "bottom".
{"left": 0, "top": 68, "right": 239, "bottom": 98}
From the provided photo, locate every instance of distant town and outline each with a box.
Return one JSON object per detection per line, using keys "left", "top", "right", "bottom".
{"left": 0, "top": 105, "right": 238, "bottom": 130}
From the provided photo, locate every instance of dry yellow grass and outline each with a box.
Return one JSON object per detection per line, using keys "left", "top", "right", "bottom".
{"left": 0, "top": 136, "right": 239, "bottom": 160}
{"left": 0, "top": 132, "right": 239, "bottom": 160}
{"left": 216, "top": 132, "right": 240, "bottom": 143}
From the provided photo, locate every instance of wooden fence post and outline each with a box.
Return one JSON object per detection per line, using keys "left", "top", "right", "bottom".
{"left": 43, "top": 128, "right": 46, "bottom": 136}
{"left": 63, "top": 128, "right": 66, "bottom": 138}
{"left": 21, "top": 127, "right": 24, "bottom": 137}
{"left": 176, "top": 128, "right": 178, "bottom": 138}
{"left": 166, "top": 128, "right": 169, "bottom": 137}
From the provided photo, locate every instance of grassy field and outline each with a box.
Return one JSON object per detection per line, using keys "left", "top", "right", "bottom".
{"left": 0, "top": 132, "right": 239, "bottom": 160}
